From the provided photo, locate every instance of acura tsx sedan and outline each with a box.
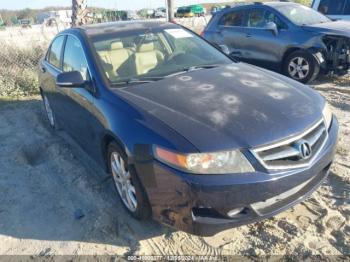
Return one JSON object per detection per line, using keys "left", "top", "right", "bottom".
{"left": 38, "top": 21, "right": 338, "bottom": 236}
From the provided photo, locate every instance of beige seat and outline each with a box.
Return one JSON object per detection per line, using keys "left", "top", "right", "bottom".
{"left": 109, "top": 41, "right": 133, "bottom": 73}
{"left": 134, "top": 42, "right": 164, "bottom": 75}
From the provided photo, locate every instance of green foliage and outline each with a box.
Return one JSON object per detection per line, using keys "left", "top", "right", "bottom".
{"left": 0, "top": 44, "right": 46, "bottom": 97}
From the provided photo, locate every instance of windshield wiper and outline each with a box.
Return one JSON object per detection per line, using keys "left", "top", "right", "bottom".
{"left": 165, "top": 64, "right": 221, "bottom": 78}
{"left": 111, "top": 76, "right": 164, "bottom": 86}
{"left": 111, "top": 65, "right": 221, "bottom": 86}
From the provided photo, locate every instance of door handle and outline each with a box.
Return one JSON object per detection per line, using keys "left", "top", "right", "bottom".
{"left": 246, "top": 34, "right": 252, "bottom": 38}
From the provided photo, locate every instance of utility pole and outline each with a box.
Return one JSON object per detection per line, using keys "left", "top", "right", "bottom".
{"left": 167, "top": 0, "right": 174, "bottom": 22}
{"left": 71, "top": 0, "right": 88, "bottom": 27}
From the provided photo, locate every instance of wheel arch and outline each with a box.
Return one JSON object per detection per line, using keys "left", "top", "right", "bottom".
{"left": 281, "top": 47, "right": 302, "bottom": 68}
{"left": 101, "top": 131, "right": 129, "bottom": 172}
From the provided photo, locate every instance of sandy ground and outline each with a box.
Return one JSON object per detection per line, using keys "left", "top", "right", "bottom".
{"left": 0, "top": 74, "right": 349, "bottom": 257}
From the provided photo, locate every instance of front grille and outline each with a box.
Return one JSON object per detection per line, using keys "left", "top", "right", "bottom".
{"left": 251, "top": 119, "right": 328, "bottom": 170}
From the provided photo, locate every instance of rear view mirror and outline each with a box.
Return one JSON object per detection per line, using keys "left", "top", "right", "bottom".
{"left": 56, "top": 71, "right": 85, "bottom": 88}
{"left": 265, "top": 22, "right": 278, "bottom": 36}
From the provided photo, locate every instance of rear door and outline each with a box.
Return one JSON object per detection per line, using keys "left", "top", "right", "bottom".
{"left": 212, "top": 9, "right": 247, "bottom": 59}
{"left": 241, "top": 8, "right": 290, "bottom": 69}
{"left": 40, "top": 35, "right": 66, "bottom": 124}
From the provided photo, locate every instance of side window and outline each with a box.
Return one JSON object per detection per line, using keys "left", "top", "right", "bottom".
{"left": 219, "top": 11, "right": 244, "bottom": 27}
{"left": 318, "top": 0, "right": 345, "bottom": 15}
{"left": 247, "top": 9, "right": 287, "bottom": 29}
{"left": 63, "top": 36, "right": 89, "bottom": 81}
{"left": 247, "top": 9, "right": 266, "bottom": 28}
{"left": 265, "top": 11, "right": 287, "bottom": 30}
{"left": 48, "top": 36, "right": 65, "bottom": 68}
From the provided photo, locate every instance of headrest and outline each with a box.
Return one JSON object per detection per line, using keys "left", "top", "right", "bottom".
{"left": 137, "top": 42, "right": 154, "bottom": 52}
{"left": 111, "top": 41, "right": 123, "bottom": 50}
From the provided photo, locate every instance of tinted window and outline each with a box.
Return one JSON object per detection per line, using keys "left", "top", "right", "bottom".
{"left": 48, "top": 36, "right": 65, "bottom": 68}
{"left": 63, "top": 36, "right": 89, "bottom": 80}
{"left": 318, "top": 0, "right": 346, "bottom": 15}
{"left": 247, "top": 9, "right": 266, "bottom": 28}
{"left": 247, "top": 9, "right": 287, "bottom": 29}
{"left": 344, "top": 0, "right": 350, "bottom": 14}
{"left": 220, "top": 11, "right": 244, "bottom": 26}
{"left": 265, "top": 11, "right": 287, "bottom": 30}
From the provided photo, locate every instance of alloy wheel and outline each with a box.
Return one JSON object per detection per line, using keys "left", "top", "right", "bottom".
{"left": 288, "top": 57, "right": 310, "bottom": 80}
{"left": 43, "top": 95, "right": 55, "bottom": 127}
{"left": 110, "top": 152, "right": 137, "bottom": 212}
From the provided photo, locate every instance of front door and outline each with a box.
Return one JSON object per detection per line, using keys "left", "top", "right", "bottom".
{"left": 58, "top": 35, "right": 99, "bottom": 158}
{"left": 241, "top": 8, "right": 290, "bottom": 70}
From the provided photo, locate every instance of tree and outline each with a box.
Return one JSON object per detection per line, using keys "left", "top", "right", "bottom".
{"left": 72, "top": 0, "right": 88, "bottom": 27}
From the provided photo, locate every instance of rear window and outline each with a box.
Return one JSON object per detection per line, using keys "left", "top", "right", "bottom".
{"left": 318, "top": 0, "right": 346, "bottom": 15}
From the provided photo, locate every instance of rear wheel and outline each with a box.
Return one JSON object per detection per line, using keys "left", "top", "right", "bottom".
{"left": 283, "top": 50, "right": 320, "bottom": 84}
{"left": 107, "top": 142, "right": 151, "bottom": 219}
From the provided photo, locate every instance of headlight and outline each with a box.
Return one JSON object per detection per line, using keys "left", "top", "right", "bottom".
{"left": 154, "top": 147, "right": 254, "bottom": 174}
{"left": 322, "top": 102, "right": 333, "bottom": 130}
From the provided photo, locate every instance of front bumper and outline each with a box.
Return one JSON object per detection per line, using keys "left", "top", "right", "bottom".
{"left": 134, "top": 117, "right": 339, "bottom": 236}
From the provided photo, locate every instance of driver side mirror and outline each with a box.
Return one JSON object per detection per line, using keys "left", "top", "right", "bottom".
{"left": 265, "top": 22, "right": 278, "bottom": 36}
{"left": 56, "top": 71, "right": 86, "bottom": 88}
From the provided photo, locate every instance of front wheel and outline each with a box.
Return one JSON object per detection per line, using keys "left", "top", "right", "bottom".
{"left": 107, "top": 142, "right": 151, "bottom": 219}
{"left": 283, "top": 50, "right": 320, "bottom": 84}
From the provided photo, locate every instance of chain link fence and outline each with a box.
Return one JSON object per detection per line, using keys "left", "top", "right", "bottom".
{"left": 0, "top": 24, "right": 67, "bottom": 97}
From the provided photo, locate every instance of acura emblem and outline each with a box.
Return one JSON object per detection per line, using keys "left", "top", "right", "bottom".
{"left": 297, "top": 140, "right": 312, "bottom": 160}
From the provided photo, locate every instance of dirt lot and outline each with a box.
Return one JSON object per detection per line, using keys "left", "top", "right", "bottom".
{"left": 0, "top": 16, "right": 349, "bottom": 257}
{"left": 0, "top": 74, "right": 349, "bottom": 257}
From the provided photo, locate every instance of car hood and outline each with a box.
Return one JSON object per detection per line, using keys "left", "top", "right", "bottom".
{"left": 115, "top": 63, "right": 325, "bottom": 152}
{"left": 302, "top": 20, "right": 350, "bottom": 37}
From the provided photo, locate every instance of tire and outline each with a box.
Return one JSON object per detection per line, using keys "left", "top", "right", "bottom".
{"left": 282, "top": 50, "right": 320, "bottom": 84}
{"left": 107, "top": 142, "right": 151, "bottom": 220}
{"left": 41, "top": 92, "right": 58, "bottom": 130}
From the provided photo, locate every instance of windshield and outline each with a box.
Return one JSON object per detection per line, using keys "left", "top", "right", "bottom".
{"left": 275, "top": 4, "right": 331, "bottom": 26}
{"left": 91, "top": 26, "right": 232, "bottom": 85}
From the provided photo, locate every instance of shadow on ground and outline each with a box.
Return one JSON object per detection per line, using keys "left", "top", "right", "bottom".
{"left": 0, "top": 98, "right": 171, "bottom": 254}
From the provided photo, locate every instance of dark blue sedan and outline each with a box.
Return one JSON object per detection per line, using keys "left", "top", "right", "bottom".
{"left": 38, "top": 21, "right": 338, "bottom": 236}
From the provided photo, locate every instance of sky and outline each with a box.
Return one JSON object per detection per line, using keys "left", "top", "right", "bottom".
{"left": 0, "top": 0, "right": 230, "bottom": 10}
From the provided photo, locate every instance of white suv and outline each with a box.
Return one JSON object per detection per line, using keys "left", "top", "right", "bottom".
{"left": 312, "top": 0, "right": 350, "bottom": 20}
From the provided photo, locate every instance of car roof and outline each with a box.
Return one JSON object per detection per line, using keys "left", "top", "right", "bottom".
{"left": 64, "top": 20, "right": 175, "bottom": 37}
{"left": 227, "top": 1, "right": 299, "bottom": 10}
{"left": 264, "top": 1, "right": 300, "bottom": 7}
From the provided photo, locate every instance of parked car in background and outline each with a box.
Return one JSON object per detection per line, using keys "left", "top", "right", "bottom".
{"left": 175, "top": 6, "right": 194, "bottom": 18}
{"left": 312, "top": 0, "right": 350, "bottom": 20}
{"left": 203, "top": 2, "right": 350, "bottom": 83}
{"left": 19, "top": 19, "right": 32, "bottom": 28}
{"left": 176, "top": 5, "right": 205, "bottom": 18}
{"left": 127, "top": 10, "right": 140, "bottom": 20}
{"left": 154, "top": 7, "right": 166, "bottom": 18}
{"left": 38, "top": 20, "right": 338, "bottom": 236}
